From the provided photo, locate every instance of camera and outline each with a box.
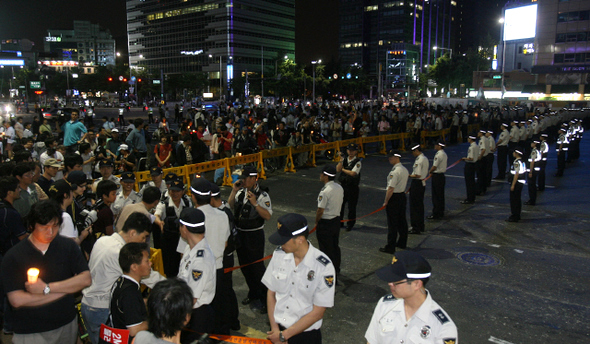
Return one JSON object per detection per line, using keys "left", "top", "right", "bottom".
{"left": 235, "top": 180, "right": 243, "bottom": 187}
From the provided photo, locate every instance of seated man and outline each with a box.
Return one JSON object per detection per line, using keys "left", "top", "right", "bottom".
{"left": 109, "top": 242, "right": 151, "bottom": 342}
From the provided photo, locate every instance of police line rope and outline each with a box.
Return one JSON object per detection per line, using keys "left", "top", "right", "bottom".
{"left": 225, "top": 158, "right": 464, "bottom": 274}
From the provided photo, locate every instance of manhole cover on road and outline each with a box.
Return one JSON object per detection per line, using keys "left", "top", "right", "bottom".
{"left": 456, "top": 252, "right": 502, "bottom": 266}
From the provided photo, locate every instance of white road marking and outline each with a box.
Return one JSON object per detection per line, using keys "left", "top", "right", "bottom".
{"left": 488, "top": 336, "right": 516, "bottom": 344}
{"left": 514, "top": 249, "right": 524, "bottom": 253}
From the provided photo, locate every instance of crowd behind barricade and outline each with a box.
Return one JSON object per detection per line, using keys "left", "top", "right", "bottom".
{"left": 0, "top": 98, "right": 587, "bottom": 344}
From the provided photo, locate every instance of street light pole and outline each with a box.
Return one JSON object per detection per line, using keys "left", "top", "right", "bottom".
{"left": 499, "top": 17, "right": 506, "bottom": 107}
{"left": 311, "top": 59, "right": 321, "bottom": 103}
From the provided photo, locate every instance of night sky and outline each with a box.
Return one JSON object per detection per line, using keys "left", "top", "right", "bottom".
{"left": 0, "top": 0, "right": 340, "bottom": 64}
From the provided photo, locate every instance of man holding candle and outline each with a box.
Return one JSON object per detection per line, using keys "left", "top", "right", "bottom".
{"left": 0, "top": 200, "right": 92, "bottom": 343}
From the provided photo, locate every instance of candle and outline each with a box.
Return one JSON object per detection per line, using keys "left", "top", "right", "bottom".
{"left": 27, "top": 268, "right": 39, "bottom": 284}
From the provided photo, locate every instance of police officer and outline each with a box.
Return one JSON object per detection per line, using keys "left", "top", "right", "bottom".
{"left": 507, "top": 148, "right": 526, "bottom": 222}
{"left": 315, "top": 164, "right": 344, "bottom": 275}
{"left": 228, "top": 165, "right": 272, "bottom": 312}
{"left": 380, "top": 150, "right": 409, "bottom": 254}
{"left": 177, "top": 208, "right": 216, "bottom": 342}
{"left": 92, "top": 158, "right": 120, "bottom": 192}
{"left": 555, "top": 126, "right": 568, "bottom": 177}
{"left": 139, "top": 167, "right": 168, "bottom": 196}
{"left": 365, "top": 251, "right": 458, "bottom": 344}
{"left": 162, "top": 172, "right": 179, "bottom": 200}
{"left": 538, "top": 133, "right": 549, "bottom": 191}
{"left": 494, "top": 123, "right": 509, "bottom": 180}
{"left": 476, "top": 130, "right": 488, "bottom": 196}
{"left": 428, "top": 141, "right": 447, "bottom": 220}
{"left": 409, "top": 145, "right": 428, "bottom": 234}
{"left": 518, "top": 121, "right": 527, "bottom": 152}
{"left": 337, "top": 143, "right": 362, "bottom": 232}
{"left": 262, "top": 213, "right": 336, "bottom": 344}
{"left": 461, "top": 135, "right": 478, "bottom": 204}
{"left": 111, "top": 171, "right": 141, "bottom": 221}
{"left": 525, "top": 140, "right": 541, "bottom": 206}
{"left": 485, "top": 130, "right": 495, "bottom": 187}
{"left": 154, "top": 178, "right": 192, "bottom": 277}
{"left": 508, "top": 121, "right": 520, "bottom": 167}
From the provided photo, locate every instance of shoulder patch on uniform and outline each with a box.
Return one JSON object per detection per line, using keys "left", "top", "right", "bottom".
{"left": 192, "top": 270, "right": 203, "bottom": 281}
{"left": 265, "top": 201, "right": 271, "bottom": 207}
{"left": 383, "top": 294, "right": 396, "bottom": 301}
{"left": 443, "top": 339, "right": 456, "bottom": 344}
{"left": 318, "top": 195, "right": 323, "bottom": 202}
{"left": 317, "top": 255, "right": 330, "bottom": 266}
{"left": 196, "top": 250, "right": 204, "bottom": 257}
{"left": 356, "top": 163, "right": 361, "bottom": 168}
{"left": 324, "top": 275, "right": 334, "bottom": 288}
{"left": 433, "top": 309, "right": 450, "bottom": 324}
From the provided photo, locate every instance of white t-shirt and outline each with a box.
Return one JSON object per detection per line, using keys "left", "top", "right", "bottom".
{"left": 60, "top": 211, "right": 78, "bottom": 239}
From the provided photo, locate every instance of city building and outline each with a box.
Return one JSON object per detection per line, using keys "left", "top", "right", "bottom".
{"left": 44, "top": 20, "right": 116, "bottom": 67}
{"left": 125, "top": 0, "right": 295, "bottom": 99}
{"left": 338, "top": 0, "right": 458, "bottom": 94}
{"left": 482, "top": 0, "right": 590, "bottom": 101}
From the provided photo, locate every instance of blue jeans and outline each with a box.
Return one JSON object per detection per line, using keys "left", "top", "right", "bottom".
{"left": 81, "top": 303, "right": 110, "bottom": 344}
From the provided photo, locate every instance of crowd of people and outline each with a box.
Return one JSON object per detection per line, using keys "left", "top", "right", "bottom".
{"left": 0, "top": 99, "right": 586, "bottom": 344}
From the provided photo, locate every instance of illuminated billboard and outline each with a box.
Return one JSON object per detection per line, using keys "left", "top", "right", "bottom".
{"left": 503, "top": 4, "right": 538, "bottom": 41}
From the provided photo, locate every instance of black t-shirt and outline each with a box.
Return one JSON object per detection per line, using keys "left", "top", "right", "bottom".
{"left": 0, "top": 235, "right": 89, "bottom": 334}
{"left": 37, "top": 176, "right": 54, "bottom": 194}
{"left": 0, "top": 202, "right": 27, "bottom": 256}
{"left": 110, "top": 276, "right": 146, "bottom": 343}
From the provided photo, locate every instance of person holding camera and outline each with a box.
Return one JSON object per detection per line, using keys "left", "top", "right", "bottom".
{"left": 336, "top": 143, "right": 362, "bottom": 232}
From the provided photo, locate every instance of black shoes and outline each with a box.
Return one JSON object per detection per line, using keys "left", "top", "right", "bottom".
{"left": 408, "top": 229, "right": 422, "bottom": 235}
{"left": 460, "top": 200, "right": 474, "bottom": 204}
{"left": 241, "top": 297, "right": 255, "bottom": 305}
{"left": 379, "top": 247, "right": 395, "bottom": 254}
{"left": 524, "top": 201, "right": 535, "bottom": 205}
{"left": 505, "top": 217, "right": 519, "bottom": 222}
{"left": 427, "top": 215, "right": 442, "bottom": 220}
{"left": 345, "top": 226, "right": 353, "bottom": 232}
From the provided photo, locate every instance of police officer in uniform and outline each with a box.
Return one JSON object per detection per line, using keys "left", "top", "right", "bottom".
{"left": 177, "top": 208, "right": 216, "bottom": 343}
{"left": 525, "top": 140, "right": 541, "bottom": 206}
{"left": 365, "top": 251, "right": 457, "bottom": 344}
{"left": 494, "top": 123, "right": 509, "bottom": 180}
{"left": 315, "top": 165, "right": 344, "bottom": 275}
{"left": 380, "top": 150, "right": 409, "bottom": 254}
{"left": 154, "top": 178, "right": 192, "bottom": 277}
{"left": 555, "top": 126, "right": 568, "bottom": 177}
{"left": 92, "top": 158, "right": 120, "bottom": 192}
{"left": 476, "top": 130, "right": 488, "bottom": 195}
{"left": 139, "top": 167, "right": 168, "bottom": 196}
{"left": 428, "top": 141, "right": 447, "bottom": 220}
{"left": 111, "top": 172, "right": 141, "bottom": 221}
{"left": 262, "top": 213, "right": 336, "bottom": 344}
{"left": 508, "top": 121, "right": 520, "bottom": 167}
{"left": 409, "top": 145, "right": 428, "bottom": 234}
{"left": 461, "top": 135, "right": 478, "bottom": 204}
{"left": 507, "top": 148, "right": 526, "bottom": 222}
{"left": 538, "top": 133, "right": 549, "bottom": 191}
{"left": 228, "top": 165, "right": 272, "bottom": 312}
{"left": 485, "top": 130, "right": 495, "bottom": 187}
{"left": 337, "top": 143, "right": 362, "bottom": 232}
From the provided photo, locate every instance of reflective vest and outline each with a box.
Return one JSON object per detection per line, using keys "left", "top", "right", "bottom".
{"left": 527, "top": 148, "right": 541, "bottom": 172}
{"left": 511, "top": 158, "right": 527, "bottom": 184}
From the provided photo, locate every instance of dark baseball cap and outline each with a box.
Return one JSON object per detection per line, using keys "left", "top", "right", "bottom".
{"left": 387, "top": 150, "right": 401, "bottom": 158}
{"left": 239, "top": 165, "right": 258, "bottom": 179}
{"left": 169, "top": 179, "right": 185, "bottom": 191}
{"left": 346, "top": 143, "right": 359, "bottom": 151}
{"left": 99, "top": 159, "right": 114, "bottom": 168}
{"left": 120, "top": 171, "right": 135, "bottom": 183}
{"left": 269, "top": 213, "right": 308, "bottom": 245}
{"left": 66, "top": 170, "right": 90, "bottom": 187}
{"left": 190, "top": 177, "right": 211, "bottom": 196}
{"left": 178, "top": 208, "right": 206, "bottom": 234}
{"left": 164, "top": 173, "right": 178, "bottom": 184}
{"left": 150, "top": 166, "right": 163, "bottom": 176}
{"left": 210, "top": 182, "right": 220, "bottom": 198}
{"left": 48, "top": 179, "right": 77, "bottom": 197}
{"left": 376, "top": 251, "right": 432, "bottom": 283}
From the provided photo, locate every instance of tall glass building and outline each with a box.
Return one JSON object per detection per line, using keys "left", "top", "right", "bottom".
{"left": 339, "top": 0, "right": 458, "bottom": 92}
{"left": 126, "top": 0, "right": 295, "bottom": 98}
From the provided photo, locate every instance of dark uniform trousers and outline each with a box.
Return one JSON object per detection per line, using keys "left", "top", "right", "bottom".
{"left": 279, "top": 325, "right": 321, "bottom": 344}
{"left": 161, "top": 230, "right": 181, "bottom": 278}
{"left": 431, "top": 173, "right": 445, "bottom": 218}
{"left": 486, "top": 154, "right": 494, "bottom": 187}
{"left": 211, "top": 259, "right": 239, "bottom": 334}
{"left": 556, "top": 151, "right": 566, "bottom": 176}
{"left": 386, "top": 193, "right": 408, "bottom": 250}
{"left": 151, "top": 222, "right": 162, "bottom": 249}
{"left": 409, "top": 179, "right": 425, "bottom": 232}
{"left": 236, "top": 229, "right": 268, "bottom": 303}
{"left": 181, "top": 304, "right": 214, "bottom": 344}
{"left": 464, "top": 163, "right": 476, "bottom": 202}
{"left": 496, "top": 146, "right": 508, "bottom": 178}
{"left": 340, "top": 185, "right": 359, "bottom": 229}
{"left": 538, "top": 161, "right": 546, "bottom": 191}
{"left": 527, "top": 171, "right": 537, "bottom": 204}
{"left": 450, "top": 125, "right": 459, "bottom": 144}
{"left": 510, "top": 182, "right": 523, "bottom": 220}
{"left": 316, "top": 217, "right": 341, "bottom": 274}
{"left": 476, "top": 159, "right": 487, "bottom": 194}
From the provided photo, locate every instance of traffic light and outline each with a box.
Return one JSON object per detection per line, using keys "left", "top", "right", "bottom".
{"left": 108, "top": 77, "right": 113, "bottom": 82}
{"left": 34, "top": 90, "right": 44, "bottom": 95}
{"left": 137, "top": 78, "right": 142, "bottom": 83}
{"left": 123, "top": 78, "right": 127, "bottom": 82}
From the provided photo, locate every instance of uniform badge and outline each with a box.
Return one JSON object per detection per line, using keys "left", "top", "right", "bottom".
{"left": 356, "top": 163, "right": 360, "bottom": 168}
{"left": 192, "top": 270, "right": 203, "bottom": 281}
{"left": 318, "top": 196, "right": 323, "bottom": 202}
{"left": 433, "top": 309, "right": 449, "bottom": 324}
{"left": 420, "top": 325, "right": 431, "bottom": 338}
{"left": 277, "top": 222, "right": 282, "bottom": 229}
{"left": 196, "top": 250, "right": 204, "bottom": 257}
{"left": 391, "top": 256, "right": 398, "bottom": 264}
{"left": 324, "top": 275, "right": 334, "bottom": 288}
{"left": 307, "top": 270, "right": 315, "bottom": 281}
{"left": 184, "top": 261, "right": 190, "bottom": 270}
{"left": 265, "top": 201, "right": 270, "bottom": 207}
{"left": 443, "top": 339, "right": 456, "bottom": 344}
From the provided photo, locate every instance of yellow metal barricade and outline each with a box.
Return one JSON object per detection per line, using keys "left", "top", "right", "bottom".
{"left": 224, "top": 152, "right": 265, "bottom": 186}
{"left": 310, "top": 141, "right": 339, "bottom": 167}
